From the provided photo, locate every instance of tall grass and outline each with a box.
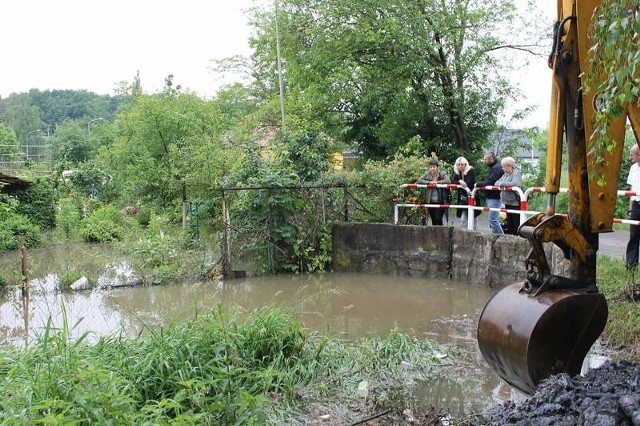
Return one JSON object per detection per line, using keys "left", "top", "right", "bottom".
{"left": 0, "top": 305, "right": 449, "bottom": 425}
{"left": 598, "top": 255, "right": 640, "bottom": 358}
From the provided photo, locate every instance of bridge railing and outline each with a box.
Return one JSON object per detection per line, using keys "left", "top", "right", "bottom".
{"left": 394, "top": 185, "right": 640, "bottom": 228}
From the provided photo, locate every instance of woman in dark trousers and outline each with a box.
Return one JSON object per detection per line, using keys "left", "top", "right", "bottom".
{"left": 453, "top": 156, "right": 477, "bottom": 230}
{"left": 494, "top": 156, "right": 522, "bottom": 235}
{"left": 416, "top": 158, "right": 450, "bottom": 225}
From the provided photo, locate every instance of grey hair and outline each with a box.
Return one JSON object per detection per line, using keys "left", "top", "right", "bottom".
{"left": 501, "top": 156, "right": 516, "bottom": 168}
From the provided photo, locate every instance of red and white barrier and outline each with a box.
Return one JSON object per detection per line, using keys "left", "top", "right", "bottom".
{"left": 394, "top": 185, "right": 640, "bottom": 228}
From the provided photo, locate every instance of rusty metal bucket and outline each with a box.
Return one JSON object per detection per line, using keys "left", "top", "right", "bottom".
{"left": 477, "top": 282, "right": 608, "bottom": 394}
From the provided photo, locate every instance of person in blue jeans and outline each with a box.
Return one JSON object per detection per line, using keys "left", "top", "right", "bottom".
{"left": 475, "top": 151, "right": 504, "bottom": 234}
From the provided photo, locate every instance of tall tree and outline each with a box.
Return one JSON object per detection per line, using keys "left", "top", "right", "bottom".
{"left": 52, "top": 120, "right": 93, "bottom": 166}
{"left": 0, "top": 123, "right": 22, "bottom": 171}
{"left": 94, "top": 88, "right": 247, "bottom": 208}
{"left": 0, "top": 93, "right": 43, "bottom": 145}
{"left": 247, "top": 0, "right": 543, "bottom": 161}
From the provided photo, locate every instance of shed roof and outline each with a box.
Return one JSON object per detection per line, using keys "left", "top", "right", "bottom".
{"left": 0, "top": 171, "right": 31, "bottom": 189}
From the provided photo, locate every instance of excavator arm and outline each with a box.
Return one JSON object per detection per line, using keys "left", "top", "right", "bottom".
{"left": 478, "top": 0, "right": 640, "bottom": 394}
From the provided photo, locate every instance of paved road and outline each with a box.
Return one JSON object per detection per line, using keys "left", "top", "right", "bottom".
{"left": 464, "top": 215, "right": 626, "bottom": 260}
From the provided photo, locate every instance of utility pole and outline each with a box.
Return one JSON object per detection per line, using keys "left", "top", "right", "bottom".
{"left": 275, "top": 0, "right": 286, "bottom": 129}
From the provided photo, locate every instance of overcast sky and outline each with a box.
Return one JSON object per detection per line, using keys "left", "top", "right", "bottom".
{"left": 1, "top": 0, "right": 556, "bottom": 128}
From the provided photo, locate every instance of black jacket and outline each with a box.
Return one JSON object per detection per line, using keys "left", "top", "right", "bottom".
{"left": 476, "top": 160, "right": 504, "bottom": 200}
{"left": 455, "top": 168, "right": 476, "bottom": 218}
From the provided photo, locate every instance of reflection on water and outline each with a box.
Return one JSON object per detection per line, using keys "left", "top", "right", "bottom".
{"left": 0, "top": 259, "right": 527, "bottom": 417}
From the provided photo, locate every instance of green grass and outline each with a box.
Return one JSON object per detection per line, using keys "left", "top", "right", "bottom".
{"left": 0, "top": 305, "right": 449, "bottom": 425}
{"left": 597, "top": 255, "right": 640, "bottom": 358}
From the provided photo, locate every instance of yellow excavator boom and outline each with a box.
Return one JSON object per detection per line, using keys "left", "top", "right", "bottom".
{"left": 478, "top": 0, "right": 640, "bottom": 395}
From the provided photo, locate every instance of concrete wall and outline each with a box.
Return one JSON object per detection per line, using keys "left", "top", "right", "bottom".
{"left": 332, "top": 222, "right": 570, "bottom": 289}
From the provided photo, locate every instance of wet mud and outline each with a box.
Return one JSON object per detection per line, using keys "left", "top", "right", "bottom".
{"left": 466, "top": 361, "right": 640, "bottom": 426}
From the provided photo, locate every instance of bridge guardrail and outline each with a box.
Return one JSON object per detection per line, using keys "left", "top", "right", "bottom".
{"left": 394, "top": 185, "right": 640, "bottom": 228}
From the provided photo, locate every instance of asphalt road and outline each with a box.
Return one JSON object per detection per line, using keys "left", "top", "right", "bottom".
{"left": 465, "top": 215, "right": 626, "bottom": 260}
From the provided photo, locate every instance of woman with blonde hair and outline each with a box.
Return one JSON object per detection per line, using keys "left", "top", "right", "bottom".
{"left": 494, "top": 156, "right": 522, "bottom": 235}
{"left": 453, "top": 156, "right": 478, "bottom": 230}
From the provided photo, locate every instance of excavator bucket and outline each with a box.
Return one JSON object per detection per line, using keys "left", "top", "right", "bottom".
{"left": 477, "top": 282, "right": 608, "bottom": 394}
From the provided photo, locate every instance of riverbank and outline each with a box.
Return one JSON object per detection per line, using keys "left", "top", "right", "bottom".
{"left": 1, "top": 228, "right": 638, "bottom": 424}
{"left": 0, "top": 304, "right": 456, "bottom": 425}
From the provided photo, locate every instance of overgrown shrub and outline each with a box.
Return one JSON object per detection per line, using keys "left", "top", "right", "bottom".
{"left": 80, "top": 205, "right": 124, "bottom": 243}
{"left": 0, "top": 196, "right": 41, "bottom": 251}
{"left": 12, "top": 178, "right": 57, "bottom": 229}
{"left": 136, "top": 207, "right": 151, "bottom": 227}
{"left": 56, "top": 197, "right": 83, "bottom": 239}
{"left": 0, "top": 216, "right": 41, "bottom": 251}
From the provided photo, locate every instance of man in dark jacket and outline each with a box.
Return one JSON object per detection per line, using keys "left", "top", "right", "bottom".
{"left": 476, "top": 151, "right": 505, "bottom": 234}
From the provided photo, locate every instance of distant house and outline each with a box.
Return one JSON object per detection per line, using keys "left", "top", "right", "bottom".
{"left": 490, "top": 129, "right": 540, "bottom": 167}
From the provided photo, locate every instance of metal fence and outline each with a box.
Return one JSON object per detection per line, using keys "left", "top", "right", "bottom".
{"left": 0, "top": 142, "right": 53, "bottom": 175}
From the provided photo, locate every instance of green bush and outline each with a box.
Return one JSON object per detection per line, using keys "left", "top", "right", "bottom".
{"left": 0, "top": 211, "right": 41, "bottom": 251}
{"left": 80, "top": 205, "right": 124, "bottom": 243}
{"left": 136, "top": 207, "right": 151, "bottom": 227}
{"left": 56, "top": 197, "right": 83, "bottom": 239}
{"left": 13, "top": 178, "right": 58, "bottom": 229}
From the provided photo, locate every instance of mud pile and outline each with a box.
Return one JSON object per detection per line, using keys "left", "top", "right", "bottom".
{"left": 467, "top": 361, "right": 640, "bottom": 425}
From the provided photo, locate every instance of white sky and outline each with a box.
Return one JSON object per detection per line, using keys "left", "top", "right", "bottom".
{"left": 1, "top": 0, "right": 556, "bottom": 128}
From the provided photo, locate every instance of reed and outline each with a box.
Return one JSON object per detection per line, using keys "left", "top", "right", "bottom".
{"left": 0, "top": 304, "right": 448, "bottom": 425}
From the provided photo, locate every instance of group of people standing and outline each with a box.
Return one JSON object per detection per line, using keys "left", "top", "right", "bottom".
{"left": 415, "top": 151, "right": 522, "bottom": 235}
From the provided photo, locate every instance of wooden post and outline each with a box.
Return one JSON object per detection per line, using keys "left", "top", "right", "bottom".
{"left": 182, "top": 181, "right": 187, "bottom": 229}
{"left": 19, "top": 233, "right": 28, "bottom": 298}
{"left": 22, "top": 290, "right": 29, "bottom": 348}
{"left": 343, "top": 185, "right": 349, "bottom": 222}
{"left": 221, "top": 191, "right": 231, "bottom": 279}
{"left": 267, "top": 189, "right": 274, "bottom": 273}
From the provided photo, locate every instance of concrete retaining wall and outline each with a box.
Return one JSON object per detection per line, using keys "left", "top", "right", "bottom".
{"left": 331, "top": 222, "right": 570, "bottom": 289}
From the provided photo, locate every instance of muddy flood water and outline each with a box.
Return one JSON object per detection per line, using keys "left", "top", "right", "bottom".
{"left": 4, "top": 242, "right": 604, "bottom": 418}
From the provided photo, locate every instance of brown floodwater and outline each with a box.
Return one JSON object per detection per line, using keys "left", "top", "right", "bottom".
{"left": 0, "top": 243, "right": 607, "bottom": 417}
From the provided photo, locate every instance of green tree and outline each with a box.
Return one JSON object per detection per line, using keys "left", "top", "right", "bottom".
{"left": 94, "top": 89, "right": 243, "bottom": 210}
{"left": 53, "top": 120, "right": 93, "bottom": 165}
{"left": 10, "top": 178, "right": 57, "bottom": 229}
{"left": 587, "top": 0, "right": 640, "bottom": 154}
{"left": 246, "top": 0, "right": 542, "bottom": 161}
{"left": 0, "top": 124, "right": 22, "bottom": 170}
{"left": 276, "top": 132, "right": 330, "bottom": 182}
{"left": 0, "top": 93, "right": 44, "bottom": 145}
